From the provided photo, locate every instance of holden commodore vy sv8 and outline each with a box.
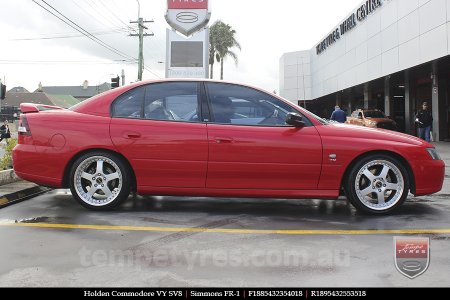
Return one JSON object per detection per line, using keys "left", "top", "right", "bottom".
{"left": 13, "top": 80, "right": 445, "bottom": 214}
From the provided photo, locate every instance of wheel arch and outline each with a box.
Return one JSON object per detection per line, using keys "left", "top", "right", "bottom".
{"left": 341, "top": 150, "right": 416, "bottom": 195}
{"left": 62, "top": 148, "right": 137, "bottom": 192}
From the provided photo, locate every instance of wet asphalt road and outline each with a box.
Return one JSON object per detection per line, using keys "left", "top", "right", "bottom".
{"left": 0, "top": 189, "right": 449, "bottom": 287}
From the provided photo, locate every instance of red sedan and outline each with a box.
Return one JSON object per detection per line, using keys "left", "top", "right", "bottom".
{"left": 13, "top": 80, "right": 445, "bottom": 214}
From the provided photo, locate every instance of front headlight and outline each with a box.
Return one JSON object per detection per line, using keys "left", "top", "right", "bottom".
{"left": 426, "top": 148, "right": 441, "bottom": 160}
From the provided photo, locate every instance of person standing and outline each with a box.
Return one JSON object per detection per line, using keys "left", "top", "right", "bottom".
{"left": 415, "top": 102, "right": 433, "bottom": 142}
{"left": 330, "top": 105, "right": 347, "bottom": 123}
{"left": 0, "top": 120, "right": 11, "bottom": 142}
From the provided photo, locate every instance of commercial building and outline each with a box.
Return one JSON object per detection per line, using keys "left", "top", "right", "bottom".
{"left": 280, "top": 0, "right": 450, "bottom": 141}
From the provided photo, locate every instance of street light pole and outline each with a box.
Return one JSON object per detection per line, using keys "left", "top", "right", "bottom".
{"left": 136, "top": 0, "right": 140, "bottom": 19}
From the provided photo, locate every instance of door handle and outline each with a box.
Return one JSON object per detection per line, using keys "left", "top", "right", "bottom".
{"left": 214, "top": 137, "right": 234, "bottom": 144}
{"left": 124, "top": 131, "right": 141, "bottom": 139}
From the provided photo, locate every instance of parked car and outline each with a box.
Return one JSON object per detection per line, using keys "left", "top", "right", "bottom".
{"left": 13, "top": 80, "right": 444, "bottom": 214}
{"left": 346, "top": 109, "right": 398, "bottom": 131}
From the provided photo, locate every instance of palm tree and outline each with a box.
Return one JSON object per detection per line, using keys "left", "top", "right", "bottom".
{"left": 209, "top": 20, "right": 241, "bottom": 80}
{"left": 208, "top": 24, "right": 218, "bottom": 79}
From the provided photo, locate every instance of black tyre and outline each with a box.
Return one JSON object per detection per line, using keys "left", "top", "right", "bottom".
{"left": 345, "top": 154, "right": 410, "bottom": 214}
{"left": 69, "top": 151, "right": 131, "bottom": 210}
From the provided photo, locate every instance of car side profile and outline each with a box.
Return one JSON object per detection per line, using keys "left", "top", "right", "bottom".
{"left": 13, "top": 79, "right": 445, "bottom": 214}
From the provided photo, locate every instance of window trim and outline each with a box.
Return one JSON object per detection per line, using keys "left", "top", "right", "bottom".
{"left": 110, "top": 85, "right": 146, "bottom": 119}
{"left": 199, "top": 82, "right": 212, "bottom": 122}
{"left": 204, "top": 82, "right": 313, "bottom": 127}
{"left": 110, "top": 82, "right": 205, "bottom": 124}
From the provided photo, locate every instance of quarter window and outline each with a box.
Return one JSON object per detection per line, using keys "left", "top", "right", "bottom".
{"left": 111, "top": 82, "right": 201, "bottom": 122}
{"left": 111, "top": 86, "right": 145, "bottom": 118}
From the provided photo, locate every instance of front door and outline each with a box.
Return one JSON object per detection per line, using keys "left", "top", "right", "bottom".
{"left": 205, "top": 82, "right": 322, "bottom": 190}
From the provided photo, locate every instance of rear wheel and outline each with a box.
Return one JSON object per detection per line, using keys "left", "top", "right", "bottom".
{"left": 69, "top": 151, "right": 131, "bottom": 210}
{"left": 345, "top": 154, "right": 409, "bottom": 214}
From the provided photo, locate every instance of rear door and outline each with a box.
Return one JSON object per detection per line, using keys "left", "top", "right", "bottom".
{"left": 205, "top": 82, "right": 322, "bottom": 190}
{"left": 109, "top": 82, "right": 208, "bottom": 188}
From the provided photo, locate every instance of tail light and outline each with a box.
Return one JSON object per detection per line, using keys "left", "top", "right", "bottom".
{"left": 18, "top": 115, "right": 31, "bottom": 136}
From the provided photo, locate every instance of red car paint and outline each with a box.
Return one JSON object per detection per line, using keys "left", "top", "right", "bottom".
{"left": 13, "top": 79, "right": 444, "bottom": 203}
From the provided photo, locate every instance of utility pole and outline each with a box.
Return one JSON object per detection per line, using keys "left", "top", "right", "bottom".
{"left": 130, "top": 18, "right": 154, "bottom": 81}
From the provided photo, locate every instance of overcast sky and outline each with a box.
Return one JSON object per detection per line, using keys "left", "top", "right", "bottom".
{"left": 0, "top": 0, "right": 363, "bottom": 93}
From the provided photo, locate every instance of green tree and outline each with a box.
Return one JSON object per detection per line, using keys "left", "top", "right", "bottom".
{"left": 0, "top": 139, "right": 17, "bottom": 170}
{"left": 209, "top": 20, "right": 241, "bottom": 80}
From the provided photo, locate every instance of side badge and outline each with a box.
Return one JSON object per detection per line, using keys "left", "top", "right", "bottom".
{"left": 329, "top": 154, "right": 337, "bottom": 162}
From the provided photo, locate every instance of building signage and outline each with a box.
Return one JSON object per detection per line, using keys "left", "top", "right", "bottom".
{"left": 316, "top": 0, "right": 383, "bottom": 55}
{"left": 165, "top": 29, "right": 209, "bottom": 79}
{"left": 165, "top": 0, "right": 211, "bottom": 36}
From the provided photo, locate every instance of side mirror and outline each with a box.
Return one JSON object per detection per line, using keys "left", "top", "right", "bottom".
{"left": 285, "top": 113, "right": 305, "bottom": 127}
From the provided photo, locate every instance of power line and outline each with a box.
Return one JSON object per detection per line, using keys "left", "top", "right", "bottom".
{"left": 32, "top": 0, "right": 136, "bottom": 62}
{"left": 97, "top": 0, "right": 133, "bottom": 30}
{"left": 82, "top": 0, "right": 125, "bottom": 30}
{"left": 32, "top": 0, "right": 161, "bottom": 79}
{"left": 111, "top": 0, "right": 134, "bottom": 22}
{"left": 71, "top": 0, "right": 126, "bottom": 33}
{"left": 144, "top": 66, "right": 164, "bottom": 79}
{"left": 0, "top": 59, "right": 134, "bottom": 65}
{"left": 10, "top": 30, "right": 128, "bottom": 41}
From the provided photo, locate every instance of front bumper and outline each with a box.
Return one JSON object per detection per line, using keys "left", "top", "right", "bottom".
{"left": 411, "top": 159, "right": 445, "bottom": 196}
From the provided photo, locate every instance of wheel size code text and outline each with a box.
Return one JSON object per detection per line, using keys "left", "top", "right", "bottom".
{"left": 310, "top": 290, "right": 367, "bottom": 297}
{"left": 248, "top": 290, "right": 303, "bottom": 297}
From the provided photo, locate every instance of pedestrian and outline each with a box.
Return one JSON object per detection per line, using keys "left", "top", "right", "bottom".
{"left": 415, "top": 102, "right": 433, "bottom": 142}
{"left": 330, "top": 105, "right": 347, "bottom": 123}
{"left": 0, "top": 120, "right": 11, "bottom": 143}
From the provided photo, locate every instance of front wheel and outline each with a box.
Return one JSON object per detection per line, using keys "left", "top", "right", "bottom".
{"left": 69, "top": 151, "right": 131, "bottom": 210}
{"left": 345, "top": 154, "right": 410, "bottom": 214}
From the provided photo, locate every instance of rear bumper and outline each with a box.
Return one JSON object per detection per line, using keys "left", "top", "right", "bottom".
{"left": 412, "top": 159, "right": 445, "bottom": 196}
{"left": 14, "top": 171, "right": 61, "bottom": 188}
{"left": 13, "top": 144, "right": 63, "bottom": 188}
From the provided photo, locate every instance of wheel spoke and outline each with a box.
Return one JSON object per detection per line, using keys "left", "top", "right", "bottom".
{"left": 87, "top": 186, "right": 98, "bottom": 197}
{"left": 81, "top": 172, "right": 93, "bottom": 181}
{"left": 101, "top": 186, "right": 112, "bottom": 198}
{"left": 95, "top": 160, "right": 104, "bottom": 175}
{"left": 376, "top": 191, "right": 385, "bottom": 204}
{"left": 385, "top": 183, "right": 398, "bottom": 191}
{"left": 105, "top": 172, "right": 120, "bottom": 182}
{"left": 360, "top": 186, "right": 373, "bottom": 197}
{"left": 379, "top": 165, "right": 390, "bottom": 180}
{"left": 363, "top": 169, "right": 375, "bottom": 181}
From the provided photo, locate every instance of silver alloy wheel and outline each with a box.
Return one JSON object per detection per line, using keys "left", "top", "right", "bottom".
{"left": 73, "top": 156, "right": 123, "bottom": 207}
{"left": 354, "top": 159, "right": 404, "bottom": 211}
